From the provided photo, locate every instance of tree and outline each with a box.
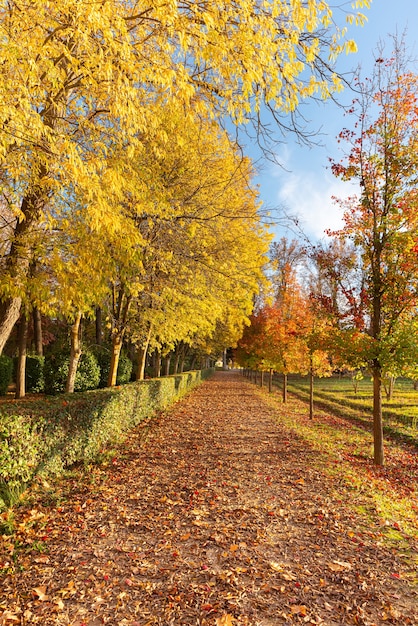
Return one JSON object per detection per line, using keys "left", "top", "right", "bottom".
{"left": 0, "top": 0, "right": 369, "bottom": 352}
{"left": 268, "top": 238, "right": 308, "bottom": 400}
{"left": 95, "top": 104, "right": 271, "bottom": 384}
{"left": 331, "top": 42, "right": 418, "bottom": 465}
{"left": 236, "top": 243, "right": 310, "bottom": 401}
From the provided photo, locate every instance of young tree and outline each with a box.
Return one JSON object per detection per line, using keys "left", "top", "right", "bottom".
{"left": 331, "top": 43, "right": 418, "bottom": 465}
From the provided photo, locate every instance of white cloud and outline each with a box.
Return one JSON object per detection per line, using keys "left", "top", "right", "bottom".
{"left": 268, "top": 150, "right": 359, "bottom": 242}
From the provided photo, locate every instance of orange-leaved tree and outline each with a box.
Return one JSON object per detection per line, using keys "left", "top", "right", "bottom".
{"left": 330, "top": 43, "right": 418, "bottom": 465}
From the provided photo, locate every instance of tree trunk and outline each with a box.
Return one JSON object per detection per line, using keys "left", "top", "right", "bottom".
{"left": 309, "top": 359, "right": 314, "bottom": 420}
{"left": 385, "top": 375, "right": 395, "bottom": 401}
{"left": 372, "top": 364, "right": 385, "bottom": 466}
{"left": 164, "top": 355, "right": 171, "bottom": 376}
{"left": 269, "top": 368, "right": 273, "bottom": 393}
{"left": 153, "top": 351, "right": 161, "bottom": 378}
{"left": 33, "top": 307, "right": 43, "bottom": 356}
{"left": 0, "top": 171, "right": 48, "bottom": 355}
{"left": 156, "top": 353, "right": 162, "bottom": 377}
{"left": 136, "top": 345, "right": 148, "bottom": 381}
{"left": 282, "top": 372, "right": 287, "bottom": 403}
{"left": 66, "top": 312, "right": 83, "bottom": 393}
{"left": 95, "top": 306, "right": 103, "bottom": 346}
{"left": 260, "top": 370, "right": 264, "bottom": 387}
{"left": 15, "top": 313, "right": 28, "bottom": 399}
{"left": 0, "top": 297, "right": 22, "bottom": 355}
{"left": 108, "top": 333, "right": 123, "bottom": 387}
{"left": 136, "top": 327, "right": 152, "bottom": 381}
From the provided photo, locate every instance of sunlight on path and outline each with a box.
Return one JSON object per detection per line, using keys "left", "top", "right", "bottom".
{"left": 1, "top": 371, "right": 416, "bottom": 625}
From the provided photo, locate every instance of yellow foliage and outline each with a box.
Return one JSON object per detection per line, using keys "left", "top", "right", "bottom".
{"left": 0, "top": 0, "right": 368, "bottom": 345}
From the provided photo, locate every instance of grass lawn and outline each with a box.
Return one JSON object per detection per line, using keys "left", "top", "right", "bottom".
{"left": 282, "top": 374, "right": 418, "bottom": 445}
{"left": 256, "top": 374, "right": 418, "bottom": 577}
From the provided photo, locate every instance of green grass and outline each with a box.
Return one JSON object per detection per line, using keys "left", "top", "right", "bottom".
{"left": 256, "top": 377, "right": 418, "bottom": 573}
{"left": 282, "top": 374, "right": 418, "bottom": 445}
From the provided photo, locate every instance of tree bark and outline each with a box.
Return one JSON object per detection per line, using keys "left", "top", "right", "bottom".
{"left": 108, "top": 292, "right": 131, "bottom": 386}
{"left": 282, "top": 372, "right": 287, "bottom": 403}
{"left": 154, "top": 351, "right": 161, "bottom": 377}
{"left": 0, "top": 169, "right": 48, "bottom": 355}
{"left": 260, "top": 370, "right": 264, "bottom": 387}
{"left": 136, "top": 345, "right": 148, "bottom": 381}
{"left": 372, "top": 364, "right": 385, "bottom": 465}
{"left": 269, "top": 368, "right": 273, "bottom": 393}
{"left": 385, "top": 375, "right": 395, "bottom": 401}
{"left": 108, "top": 333, "right": 123, "bottom": 387}
{"left": 174, "top": 342, "right": 186, "bottom": 374}
{"left": 179, "top": 345, "right": 188, "bottom": 372}
{"left": 95, "top": 306, "right": 103, "bottom": 346}
{"left": 33, "top": 307, "right": 43, "bottom": 356}
{"left": 66, "top": 312, "right": 83, "bottom": 393}
{"left": 15, "top": 313, "right": 28, "bottom": 399}
{"left": 0, "top": 297, "right": 22, "bottom": 355}
{"left": 164, "top": 355, "right": 171, "bottom": 376}
{"left": 309, "top": 357, "right": 314, "bottom": 419}
{"left": 136, "top": 326, "right": 152, "bottom": 381}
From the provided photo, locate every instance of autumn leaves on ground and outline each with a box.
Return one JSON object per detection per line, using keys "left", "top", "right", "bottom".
{"left": 1, "top": 372, "right": 417, "bottom": 626}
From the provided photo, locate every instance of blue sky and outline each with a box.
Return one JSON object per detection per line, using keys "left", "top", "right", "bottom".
{"left": 251, "top": 0, "right": 417, "bottom": 244}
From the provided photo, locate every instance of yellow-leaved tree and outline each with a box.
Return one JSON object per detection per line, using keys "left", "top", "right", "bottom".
{"left": 97, "top": 103, "right": 270, "bottom": 384}
{"left": 0, "top": 0, "right": 369, "bottom": 352}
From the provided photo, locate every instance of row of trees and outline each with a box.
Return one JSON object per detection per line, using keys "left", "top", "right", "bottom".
{"left": 236, "top": 42, "right": 418, "bottom": 467}
{"left": 0, "top": 1, "right": 368, "bottom": 393}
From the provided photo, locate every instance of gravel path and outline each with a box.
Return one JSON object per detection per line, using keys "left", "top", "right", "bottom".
{"left": 1, "top": 371, "right": 416, "bottom": 625}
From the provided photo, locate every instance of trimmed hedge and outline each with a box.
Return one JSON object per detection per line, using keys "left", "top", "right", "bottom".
{"left": 0, "top": 368, "right": 213, "bottom": 509}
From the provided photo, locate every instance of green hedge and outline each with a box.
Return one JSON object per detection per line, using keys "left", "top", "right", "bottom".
{"left": 0, "top": 368, "right": 213, "bottom": 509}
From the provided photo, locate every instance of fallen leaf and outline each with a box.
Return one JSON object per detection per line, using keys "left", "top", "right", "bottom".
{"left": 216, "top": 615, "right": 235, "bottom": 626}
{"left": 269, "top": 561, "right": 283, "bottom": 572}
{"left": 0, "top": 611, "right": 20, "bottom": 624}
{"left": 290, "top": 605, "right": 308, "bottom": 616}
{"left": 328, "top": 560, "right": 352, "bottom": 572}
{"left": 32, "top": 586, "right": 49, "bottom": 601}
{"left": 180, "top": 532, "right": 191, "bottom": 540}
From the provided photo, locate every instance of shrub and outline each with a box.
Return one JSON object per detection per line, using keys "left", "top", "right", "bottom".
{"left": 0, "top": 355, "right": 13, "bottom": 396}
{"left": 44, "top": 353, "right": 69, "bottom": 395}
{"left": 75, "top": 351, "right": 101, "bottom": 391}
{"left": 0, "top": 414, "right": 40, "bottom": 508}
{"left": 115, "top": 351, "right": 133, "bottom": 385}
{"left": 44, "top": 351, "right": 101, "bottom": 394}
{"left": 0, "top": 368, "right": 214, "bottom": 509}
{"left": 26, "top": 355, "right": 45, "bottom": 393}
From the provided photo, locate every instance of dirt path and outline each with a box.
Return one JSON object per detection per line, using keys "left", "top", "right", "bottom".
{"left": 1, "top": 371, "right": 417, "bottom": 625}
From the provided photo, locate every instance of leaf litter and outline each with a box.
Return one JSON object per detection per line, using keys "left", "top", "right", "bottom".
{"left": 0, "top": 371, "right": 417, "bottom": 625}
